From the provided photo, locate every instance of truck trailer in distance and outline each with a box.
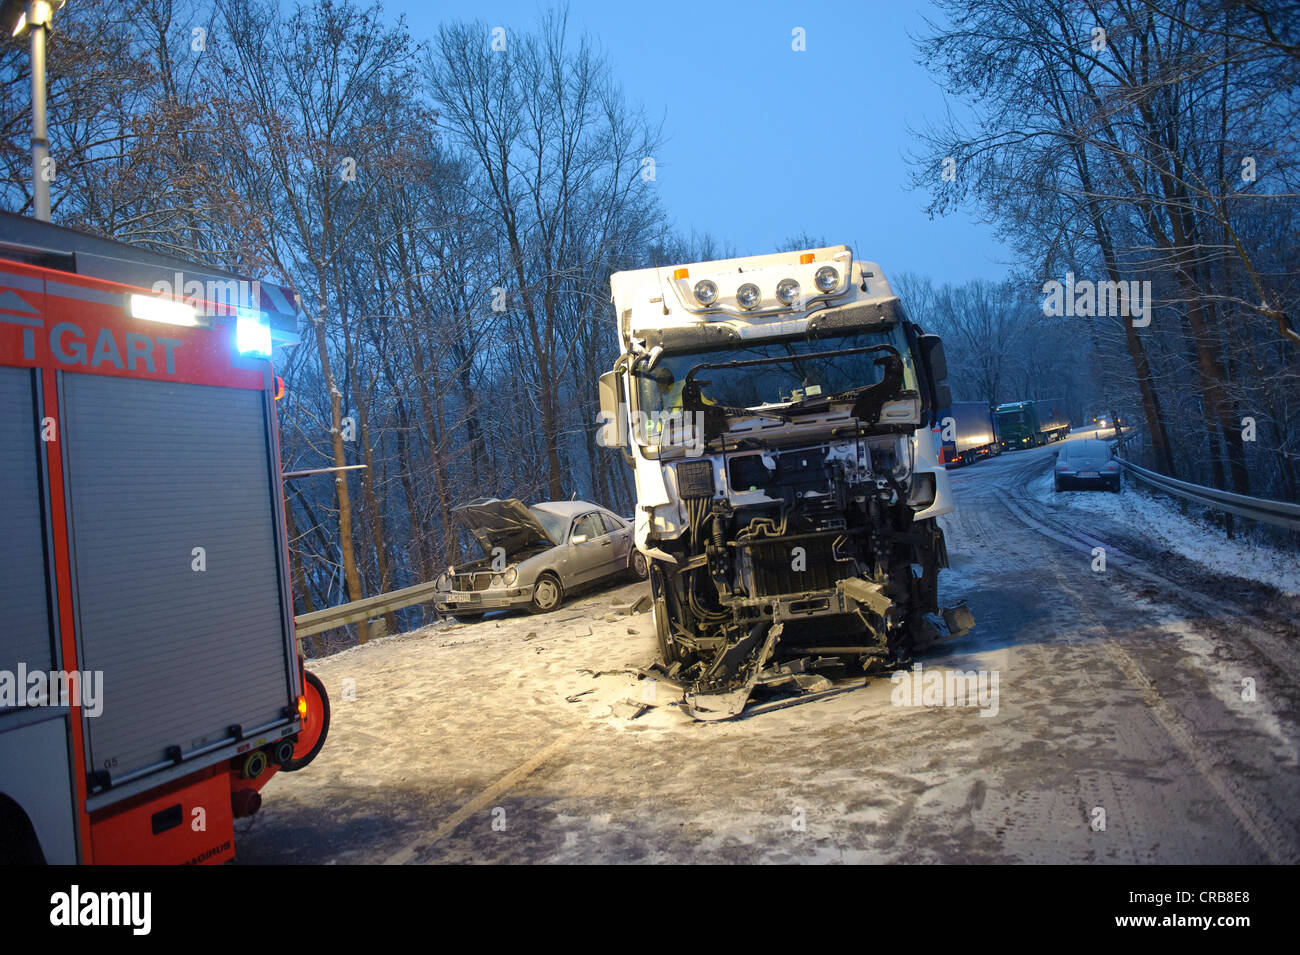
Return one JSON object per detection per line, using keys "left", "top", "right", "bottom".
{"left": 935, "top": 401, "right": 999, "bottom": 466}
{"left": 0, "top": 212, "right": 329, "bottom": 864}
{"left": 995, "top": 398, "right": 1070, "bottom": 450}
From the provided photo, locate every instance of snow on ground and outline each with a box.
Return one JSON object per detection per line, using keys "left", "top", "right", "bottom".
{"left": 241, "top": 458, "right": 1300, "bottom": 864}
{"left": 1027, "top": 469, "right": 1300, "bottom": 595}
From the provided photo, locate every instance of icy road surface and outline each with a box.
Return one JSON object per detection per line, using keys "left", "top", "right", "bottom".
{"left": 240, "top": 437, "right": 1300, "bottom": 864}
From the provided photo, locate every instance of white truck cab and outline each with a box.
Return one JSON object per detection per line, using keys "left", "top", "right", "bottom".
{"left": 599, "top": 245, "right": 971, "bottom": 718}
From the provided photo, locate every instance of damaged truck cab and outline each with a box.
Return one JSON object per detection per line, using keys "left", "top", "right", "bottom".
{"left": 599, "top": 246, "right": 972, "bottom": 718}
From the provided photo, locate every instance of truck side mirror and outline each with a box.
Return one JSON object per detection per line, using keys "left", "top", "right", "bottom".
{"left": 598, "top": 369, "right": 635, "bottom": 470}
{"left": 917, "top": 334, "right": 951, "bottom": 420}
{"left": 598, "top": 370, "right": 620, "bottom": 436}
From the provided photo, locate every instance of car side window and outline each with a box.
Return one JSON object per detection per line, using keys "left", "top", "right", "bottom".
{"left": 572, "top": 514, "right": 601, "bottom": 541}
{"left": 598, "top": 512, "right": 624, "bottom": 534}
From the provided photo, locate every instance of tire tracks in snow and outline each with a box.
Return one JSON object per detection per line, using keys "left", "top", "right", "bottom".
{"left": 995, "top": 473, "right": 1299, "bottom": 864}
{"left": 383, "top": 732, "right": 578, "bottom": 865}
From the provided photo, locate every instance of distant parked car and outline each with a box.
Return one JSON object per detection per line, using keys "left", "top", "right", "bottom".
{"left": 1053, "top": 439, "right": 1121, "bottom": 492}
{"left": 433, "top": 498, "right": 647, "bottom": 620}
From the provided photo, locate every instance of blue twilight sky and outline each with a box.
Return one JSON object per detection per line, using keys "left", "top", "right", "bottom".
{"left": 387, "top": 0, "right": 1013, "bottom": 284}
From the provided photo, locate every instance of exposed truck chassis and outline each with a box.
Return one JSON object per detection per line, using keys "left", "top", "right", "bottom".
{"left": 646, "top": 433, "right": 972, "bottom": 719}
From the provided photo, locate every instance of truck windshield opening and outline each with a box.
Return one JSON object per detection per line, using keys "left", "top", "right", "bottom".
{"left": 632, "top": 327, "right": 905, "bottom": 423}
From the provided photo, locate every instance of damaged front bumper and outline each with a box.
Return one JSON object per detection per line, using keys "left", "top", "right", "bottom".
{"left": 676, "top": 587, "right": 976, "bottom": 721}
{"left": 434, "top": 584, "right": 534, "bottom": 615}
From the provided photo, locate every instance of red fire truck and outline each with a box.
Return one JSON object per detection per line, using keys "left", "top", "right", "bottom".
{"left": 0, "top": 211, "right": 329, "bottom": 864}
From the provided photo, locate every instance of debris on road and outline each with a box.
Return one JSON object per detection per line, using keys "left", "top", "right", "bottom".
{"left": 610, "top": 699, "right": 649, "bottom": 720}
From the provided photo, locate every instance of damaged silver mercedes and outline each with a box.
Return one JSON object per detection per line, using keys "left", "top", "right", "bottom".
{"left": 434, "top": 498, "right": 648, "bottom": 619}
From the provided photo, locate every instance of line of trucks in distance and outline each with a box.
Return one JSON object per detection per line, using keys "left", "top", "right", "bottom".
{"left": 934, "top": 398, "right": 1072, "bottom": 466}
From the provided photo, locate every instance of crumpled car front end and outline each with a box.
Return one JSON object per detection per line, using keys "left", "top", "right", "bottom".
{"left": 433, "top": 498, "right": 556, "bottom": 617}
{"left": 433, "top": 562, "right": 538, "bottom": 616}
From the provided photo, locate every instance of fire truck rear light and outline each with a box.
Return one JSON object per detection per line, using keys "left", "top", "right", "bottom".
{"left": 297, "top": 695, "right": 308, "bottom": 718}
{"left": 127, "top": 293, "right": 202, "bottom": 327}
{"left": 236, "top": 309, "right": 272, "bottom": 358}
{"left": 273, "top": 376, "right": 285, "bottom": 400}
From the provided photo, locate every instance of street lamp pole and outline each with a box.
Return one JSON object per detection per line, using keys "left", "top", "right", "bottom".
{"left": 29, "top": 2, "right": 49, "bottom": 221}
{"left": 5, "top": 1, "right": 64, "bottom": 220}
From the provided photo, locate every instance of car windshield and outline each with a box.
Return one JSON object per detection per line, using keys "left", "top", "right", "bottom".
{"left": 528, "top": 507, "right": 566, "bottom": 544}
{"left": 631, "top": 326, "right": 910, "bottom": 423}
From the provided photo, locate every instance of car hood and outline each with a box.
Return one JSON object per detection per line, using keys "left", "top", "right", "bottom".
{"left": 454, "top": 498, "right": 555, "bottom": 555}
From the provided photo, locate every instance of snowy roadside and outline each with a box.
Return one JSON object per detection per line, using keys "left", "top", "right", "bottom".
{"left": 1027, "top": 471, "right": 1300, "bottom": 595}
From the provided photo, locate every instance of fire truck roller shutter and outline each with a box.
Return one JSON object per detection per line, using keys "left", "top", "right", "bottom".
{"left": 62, "top": 374, "right": 293, "bottom": 786}
{"left": 0, "top": 367, "right": 55, "bottom": 700}
{"left": 0, "top": 367, "right": 78, "bottom": 863}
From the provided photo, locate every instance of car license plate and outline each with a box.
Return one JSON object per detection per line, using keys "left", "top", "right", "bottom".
{"left": 1079, "top": 471, "right": 1100, "bottom": 479}
{"left": 449, "top": 591, "right": 479, "bottom": 602}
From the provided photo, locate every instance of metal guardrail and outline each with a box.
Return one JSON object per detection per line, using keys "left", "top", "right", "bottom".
{"left": 1114, "top": 455, "right": 1300, "bottom": 531}
{"left": 294, "top": 578, "right": 444, "bottom": 638}
{"left": 295, "top": 427, "right": 1296, "bottom": 638}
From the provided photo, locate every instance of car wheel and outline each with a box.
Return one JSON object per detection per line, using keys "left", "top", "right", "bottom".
{"left": 630, "top": 550, "right": 648, "bottom": 579}
{"left": 530, "top": 573, "right": 563, "bottom": 613}
{"left": 1053, "top": 479, "right": 1062, "bottom": 493}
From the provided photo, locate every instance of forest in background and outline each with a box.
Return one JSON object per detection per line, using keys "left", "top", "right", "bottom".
{"left": 2, "top": 1, "right": 1295, "bottom": 645}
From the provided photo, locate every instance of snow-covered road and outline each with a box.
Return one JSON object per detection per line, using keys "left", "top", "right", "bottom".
{"left": 237, "top": 438, "right": 1300, "bottom": 864}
